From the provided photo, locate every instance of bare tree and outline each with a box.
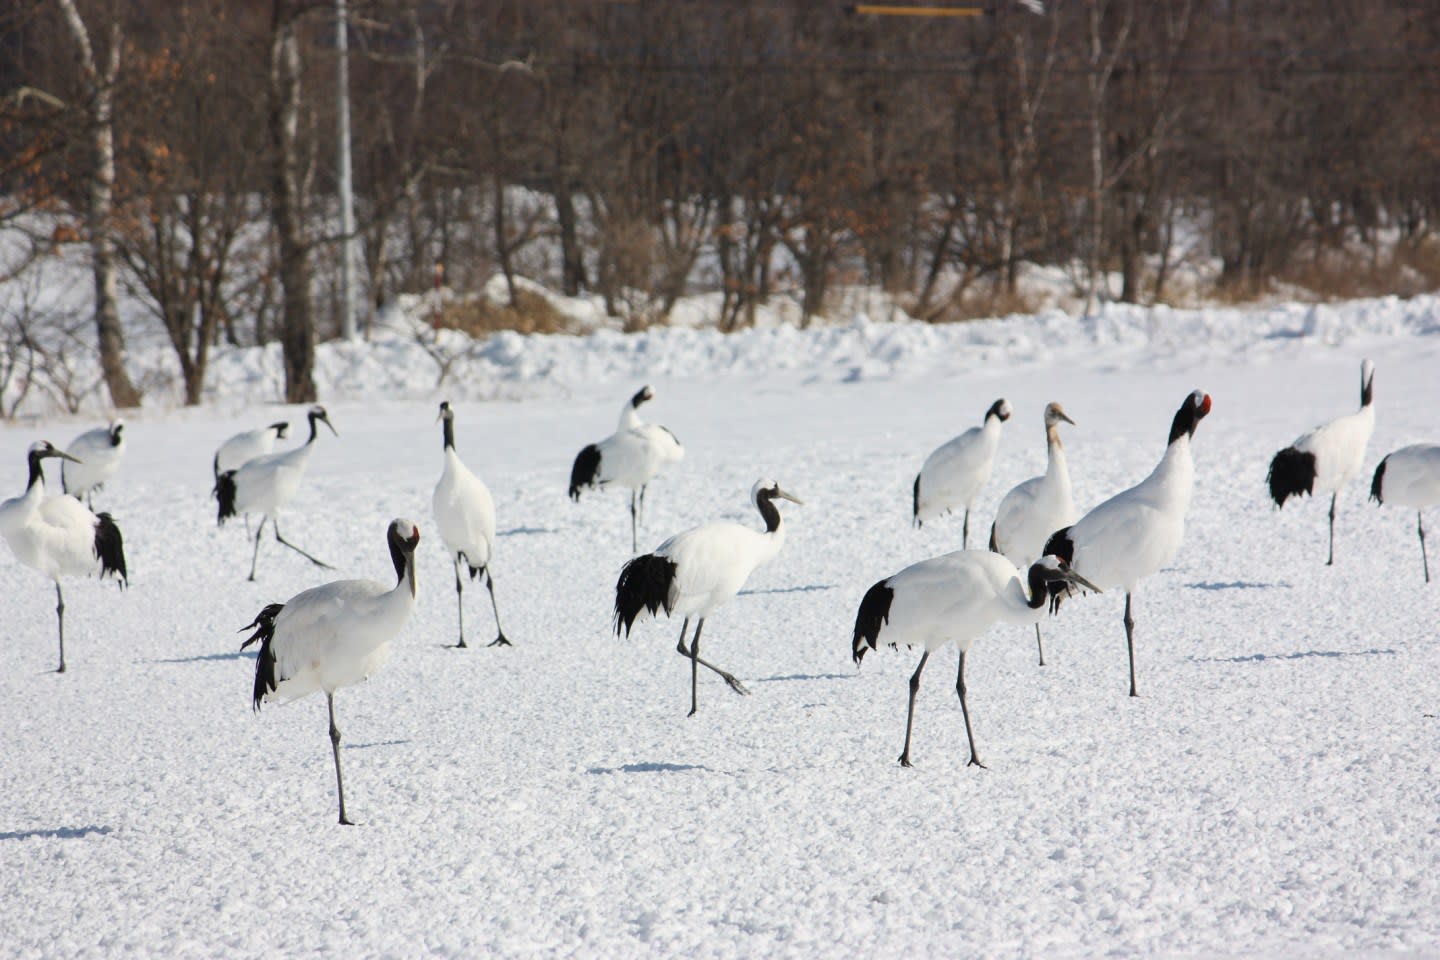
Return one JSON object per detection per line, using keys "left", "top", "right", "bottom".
{"left": 53, "top": 0, "right": 140, "bottom": 407}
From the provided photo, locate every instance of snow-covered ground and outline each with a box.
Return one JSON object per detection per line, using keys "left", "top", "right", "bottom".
{"left": 2, "top": 295, "right": 1439, "bottom": 957}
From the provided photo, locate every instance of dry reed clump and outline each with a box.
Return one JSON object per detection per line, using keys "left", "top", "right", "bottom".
{"left": 429, "top": 287, "right": 574, "bottom": 336}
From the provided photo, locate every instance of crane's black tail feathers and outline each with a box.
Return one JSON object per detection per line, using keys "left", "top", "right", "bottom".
{"left": 569, "top": 445, "right": 601, "bottom": 502}
{"left": 1370, "top": 456, "right": 1388, "bottom": 504}
{"left": 852, "top": 580, "right": 894, "bottom": 666}
{"left": 613, "top": 553, "right": 676, "bottom": 635}
{"left": 1267, "top": 447, "right": 1316, "bottom": 508}
{"left": 214, "top": 470, "right": 238, "bottom": 524}
{"left": 239, "top": 602, "right": 286, "bottom": 711}
{"left": 988, "top": 522, "right": 999, "bottom": 553}
{"left": 911, "top": 475, "right": 921, "bottom": 528}
{"left": 93, "top": 512, "right": 128, "bottom": 587}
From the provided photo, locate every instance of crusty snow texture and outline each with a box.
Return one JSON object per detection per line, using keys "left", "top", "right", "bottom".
{"left": 2, "top": 296, "right": 1439, "bottom": 958}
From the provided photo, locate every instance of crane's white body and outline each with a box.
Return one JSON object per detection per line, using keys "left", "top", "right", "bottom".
{"left": 1373, "top": 444, "right": 1440, "bottom": 507}
{"left": 62, "top": 421, "right": 125, "bottom": 500}
{"left": 992, "top": 405, "right": 1077, "bottom": 566}
{"left": 1065, "top": 436, "right": 1194, "bottom": 594}
{"left": 1371, "top": 442, "right": 1440, "bottom": 583}
{"left": 260, "top": 576, "right": 415, "bottom": 703}
{"left": 214, "top": 423, "right": 288, "bottom": 477}
{"left": 229, "top": 441, "right": 319, "bottom": 519}
{"left": 1, "top": 467, "right": 108, "bottom": 580}
{"left": 656, "top": 517, "right": 785, "bottom": 618}
{"left": 435, "top": 447, "right": 496, "bottom": 571}
{"left": 1285, "top": 404, "right": 1376, "bottom": 496}
{"left": 582, "top": 394, "right": 685, "bottom": 492}
{"left": 914, "top": 400, "right": 1011, "bottom": 542}
{"left": 869, "top": 550, "right": 1055, "bottom": 654}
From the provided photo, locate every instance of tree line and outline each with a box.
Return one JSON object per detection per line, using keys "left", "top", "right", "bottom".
{"left": 2, "top": 0, "right": 1438, "bottom": 410}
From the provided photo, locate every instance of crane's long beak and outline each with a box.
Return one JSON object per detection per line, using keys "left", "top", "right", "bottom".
{"left": 322, "top": 416, "right": 339, "bottom": 437}
{"left": 1062, "top": 567, "right": 1102, "bottom": 594}
{"left": 1058, "top": 410, "right": 1077, "bottom": 426}
{"left": 46, "top": 449, "right": 82, "bottom": 464}
{"left": 777, "top": 487, "right": 804, "bottom": 506}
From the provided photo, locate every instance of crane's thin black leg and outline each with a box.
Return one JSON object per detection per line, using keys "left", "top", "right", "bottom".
{"left": 629, "top": 491, "right": 638, "bottom": 554}
{"left": 55, "top": 582, "right": 66, "bottom": 674}
{"left": 484, "top": 569, "right": 511, "bottom": 647}
{"left": 247, "top": 517, "right": 266, "bottom": 582}
{"left": 453, "top": 560, "right": 467, "bottom": 649}
{"left": 899, "top": 651, "right": 930, "bottom": 767}
{"left": 273, "top": 519, "right": 333, "bottom": 569}
{"left": 956, "top": 649, "right": 986, "bottom": 769}
{"left": 1419, "top": 512, "right": 1430, "bottom": 584}
{"left": 688, "top": 618, "right": 702, "bottom": 716}
{"left": 328, "top": 693, "right": 354, "bottom": 826}
{"left": 675, "top": 617, "right": 749, "bottom": 697}
{"left": 1124, "top": 592, "right": 1139, "bottom": 698}
{"left": 638, "top": 483, "right": 648, "bottom": 526}
{"left": 962, "top": 508, "right": 970, "bottom": 549}
{"left": 1326, "top": 493, "right": 1337, "bottom": 566}
{"left": 1035, "top": 623, "right": 1046, "bottom": 667}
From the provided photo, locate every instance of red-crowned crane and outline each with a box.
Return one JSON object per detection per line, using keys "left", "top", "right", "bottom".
{"left": 0, "top": 442, "right": 127, "bottom": 672}
{"left": 61, "top": 419, "right": 125, "bottom": 507}
{"left": 570, "top": 385, "right": 685, "bottom": 553}
{"left": 1371, "top": 442, "right": 1440, "bottom": 583}
{"left": 433, "top": 401, "right": 509, "bottom": 648}
{"left": 215, "top": 405, "right": 337, "bottom": 581}
{"left": 241, "top": 518, "right": 420, "bottom": 825}
{"left": 989, "top": 401, "right": 1078, "bottom": 666}
{"left": 1267, "top": 359, "right": 1375, "bottom": 565}
{"left": 852, "top": 552, "right": 1098, "bottom": 768}
{"left": 1044, "top": 390, "right": 1212, "bottom": 698}
{"left": 614, "top": 479, "right": 801, "bottom": 716}
{"left": 913, "top": 399, "right": 1012, "bottom": 546}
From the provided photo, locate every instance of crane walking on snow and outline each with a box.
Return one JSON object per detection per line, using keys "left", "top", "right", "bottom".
{"left": 989, "top": 401, "right": 1078, "bottom": 666}
{"left": 215, "top": 405, "right": 337, "bottom": 581}
{"left": 1044, "top": 390, "right": 1212, "bottom": 698}
{"left": 0, "top": 442, "right": 127, "bottom": 673}
{"left": 615, "top": 479, "right": 801, "bottom": 716}
{"left": 1267, "top": 359, "right": 1376, "bottom": 566}
{"left": 433, "top": 401, "right": 509, "bottom": 647}
{"left": 853, "top": 551, "right": 1098, "bottom": 768}
{"left": 241, "top": 518, "right": 421, "bottom": 826}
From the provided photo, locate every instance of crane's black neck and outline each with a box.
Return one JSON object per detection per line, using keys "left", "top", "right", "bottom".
{"left": 306, "top": 411, "right": 322, "bottom": 444}
{"left": 985, "top": 400, "right": 1008, "bottom": 423}
{"left": 388, "top": 526, "right": 417, "bottom": 595}
{"left": 1361, "top": 371, "right": 1374, "bottom": 408}
{"left": 108, "top": 424, "right": 123, "bottom": 446}
{"left": 26, "top": 450, "right": 47, "bottom": 492}
{"left": 631, "top": 388, "right": 650, "bottom": 410}
{"left": 1168, "top": 400, "right": 1202, "bottom": 446}
{"left": 1025, "top": 564, "right": 1049, "bottom": 610}
{"left": 756, "top": 490, "right": 782, "bottom": 533}
{"left": 442, "top": 415, "right": 455, "bottom": 451}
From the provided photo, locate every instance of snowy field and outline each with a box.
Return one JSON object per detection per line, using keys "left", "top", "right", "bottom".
{"left": 2, "top": 297, "right": 1440, "bottom": 957}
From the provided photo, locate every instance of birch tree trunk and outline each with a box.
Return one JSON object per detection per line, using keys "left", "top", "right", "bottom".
{"left": 55, "top": 0, "right": 141, "bottom": 409}
{"left": 268, "top": 1, "right": 316, "bottom": 403}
